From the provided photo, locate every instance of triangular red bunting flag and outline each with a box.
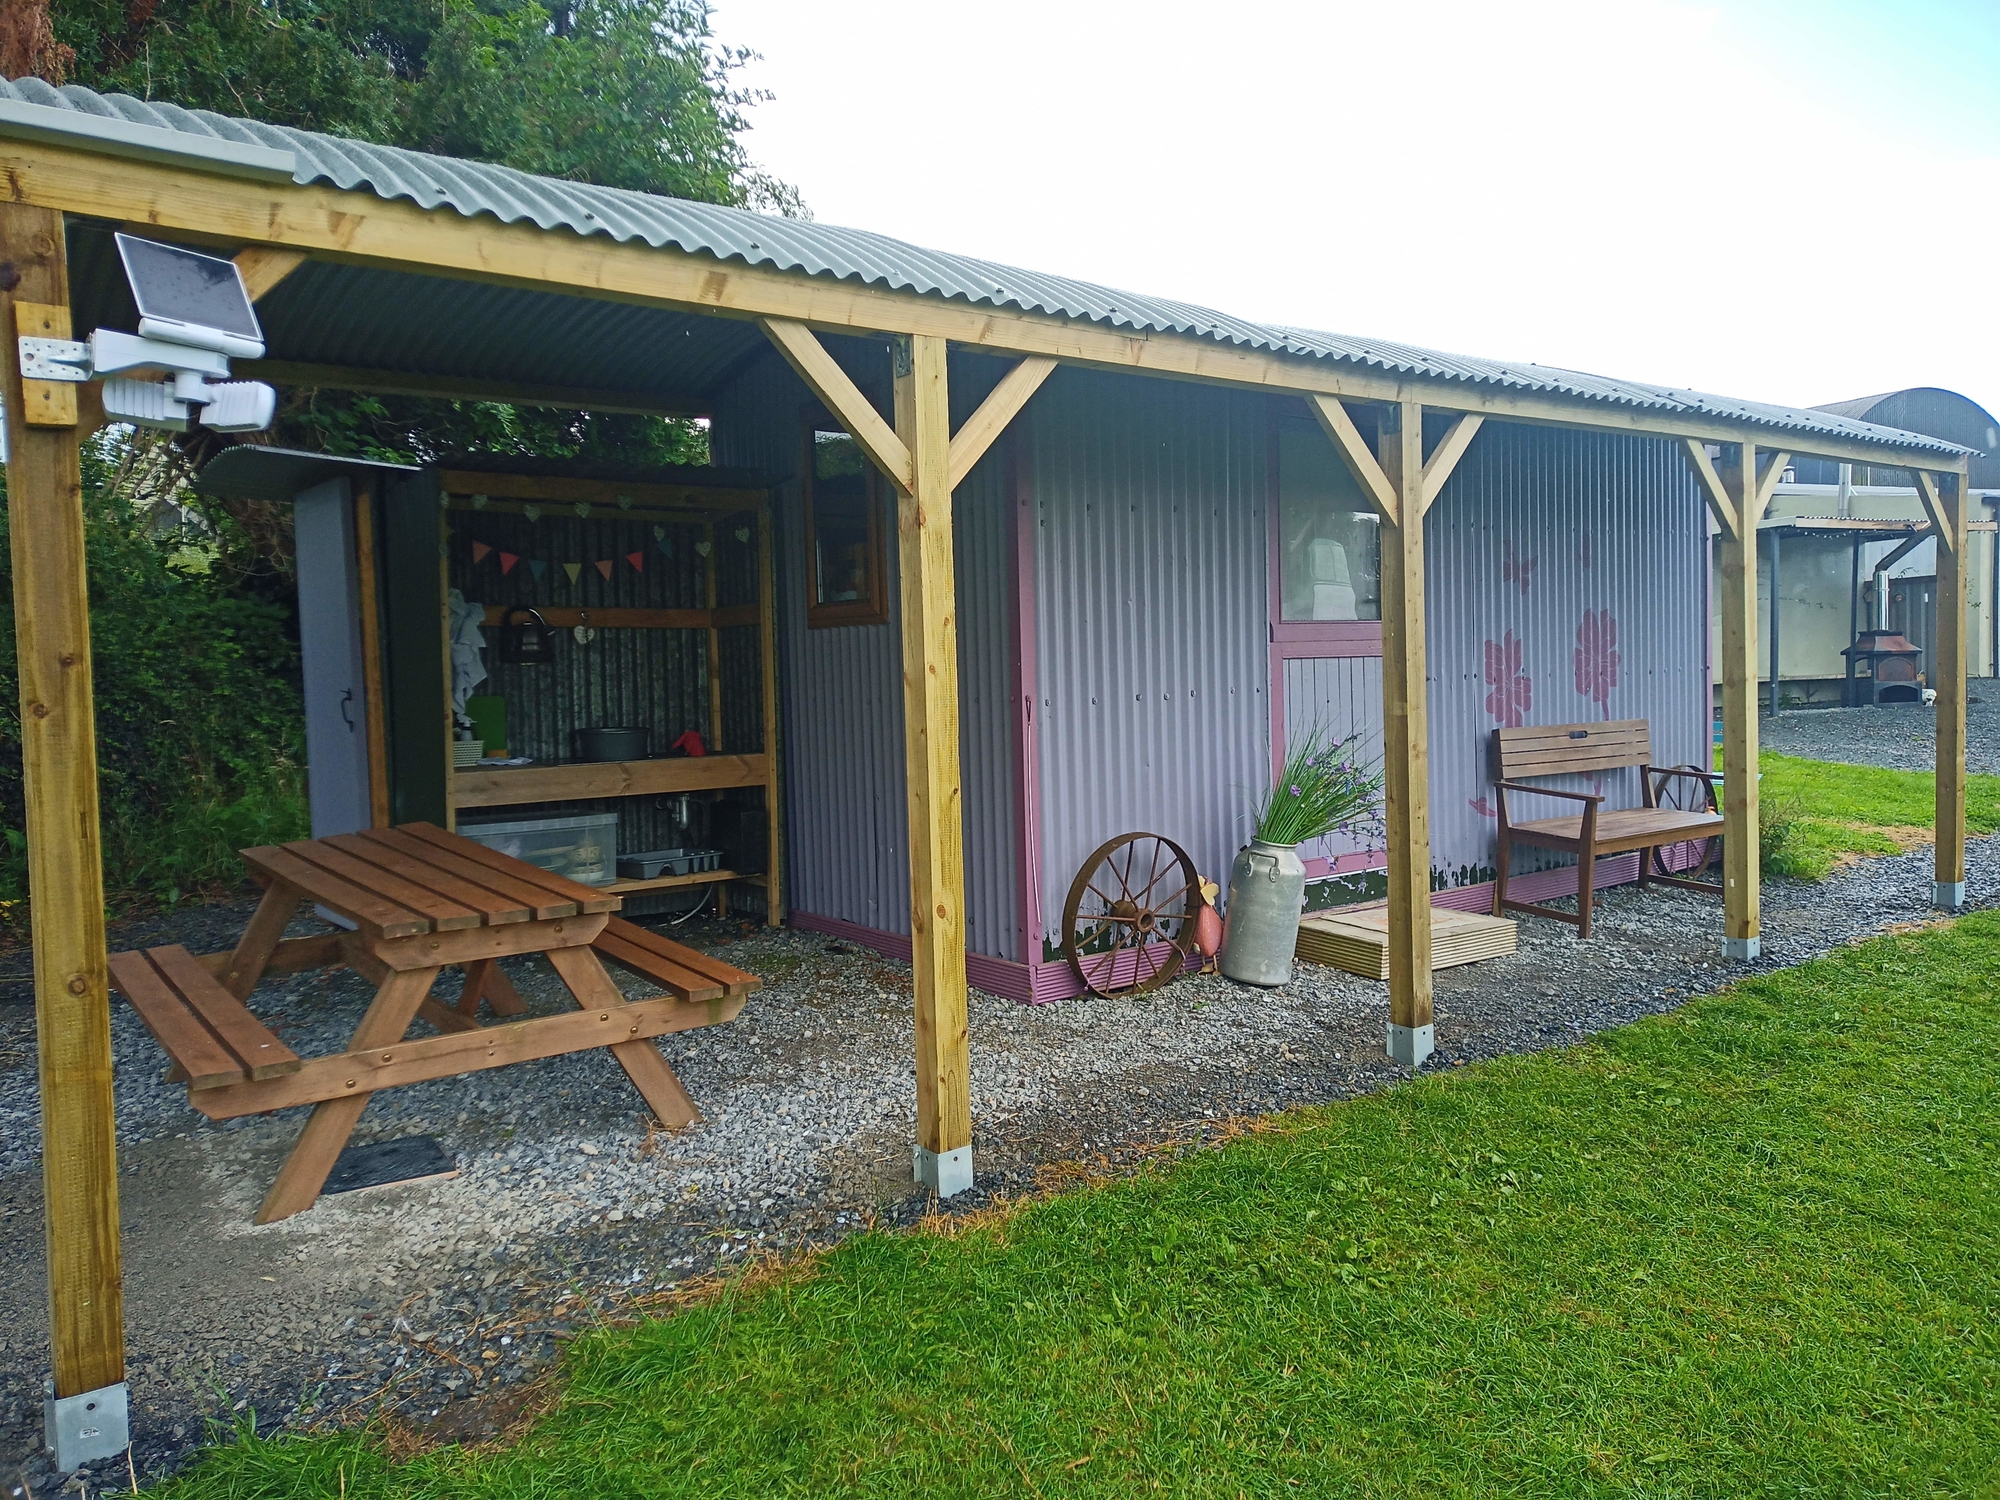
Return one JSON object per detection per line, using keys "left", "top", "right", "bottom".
{"left": 499, "top": 552, "right": 519, "bottom": 575}
{"left": 627, "top": 550, "right": 645, "bottom": 573}
{"left": 471, "top": 540, "right": 492, "bottom": 564}
{"left": 595, "top": 559, "right": 614, "bottom": 580}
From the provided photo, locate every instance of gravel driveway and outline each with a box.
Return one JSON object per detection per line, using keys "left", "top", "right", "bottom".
{"left": 2, "top": 835, "right": 1992, "bottom": 1492}
{"left": 1759, "top": 693, "right": 2000, "bottom": 773}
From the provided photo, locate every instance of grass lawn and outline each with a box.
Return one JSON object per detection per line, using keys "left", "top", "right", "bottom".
{"left": 153, "top": 912, "right": 2000, "bottom": 1498}
{"left": 1751, "top": 751, "right": 2000, "bottom": 880}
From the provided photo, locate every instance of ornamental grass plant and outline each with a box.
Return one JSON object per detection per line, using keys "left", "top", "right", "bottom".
{"left": 1251, "top": 725, "right": 1385, "bottom": 846}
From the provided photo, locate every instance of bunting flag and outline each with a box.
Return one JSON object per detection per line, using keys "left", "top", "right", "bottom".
{"left": 656, "top": 536, "right": 674, "bottom": 557}
{"left": 595, "top": 559, "right": 614, "bottom": 580}
{"left": 734, "top": 526, "right": 751, "bottom": 543}
{"left": 527, "top": 559, "right": 548, "bottom": 582}
{"left": 695, "top": 540, "right": 711, "bottom": 557}
{"left": 523, "top": 505, "right": 542, "bottom": 523}
{"left": 652, "top": 524, "right": 666, "bottom": 540}
{"left": 627, "top": 551, "right": 645, "bottom": 573}
{"left": 563, "top": 562, "right": 582, "bottom": 586}
{"left": 573, "top": 502, "right": 592, "bottom": 519}
{"left": 470, "top": 493, "right": 490, "bottom": 510}
{"left": 470, "top": 540, "right": 492, "bottom": 564}
{"left": 616, "top": 494, "right": 634, "bottom": 509}
{"left": 499, "top": 552, "right": 520, "bottom": 576}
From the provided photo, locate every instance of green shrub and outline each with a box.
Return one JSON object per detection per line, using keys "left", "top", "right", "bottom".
{"left": 0, "top": 441, "right": 308, "bottom": 920}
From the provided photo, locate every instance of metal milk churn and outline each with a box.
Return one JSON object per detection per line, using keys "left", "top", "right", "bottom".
{"left": 1218, "top": 839, "right": 1307, "bottom": 986}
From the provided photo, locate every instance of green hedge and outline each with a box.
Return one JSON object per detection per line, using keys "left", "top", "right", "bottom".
{"left": 0, "top": 446, "right": 307, "bottom": 919}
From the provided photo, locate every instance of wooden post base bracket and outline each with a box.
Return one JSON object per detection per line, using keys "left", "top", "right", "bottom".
{"left": 1723, "top": 936, "right": 1761, "bottom": 962}
{"left": 44, "top": 1378, "right": 127, "bottom": 1473}
{"left": 1936, "top": 881, "right": 1966, "bottom": 911}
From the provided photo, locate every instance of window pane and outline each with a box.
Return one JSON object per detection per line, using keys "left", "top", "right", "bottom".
{"left": 1278, "top": 419, "right": 1381, "bottom": 622}
{"left": 812, "top": 430, "right": 873, "bottom": 607}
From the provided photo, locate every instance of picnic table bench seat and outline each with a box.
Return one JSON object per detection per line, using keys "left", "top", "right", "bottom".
{"left": 1494, "top": 719, "right": 1724, "bottom": 938}
{"left": 109, "top": 944, "right": 301, "bottom": 1090}
{"left": 593, "top": 917, "right": 760, "bottom": 1003}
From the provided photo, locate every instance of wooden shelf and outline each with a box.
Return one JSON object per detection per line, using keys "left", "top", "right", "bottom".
{"left": 601, "top": 868, "right": 767, "bottom": 897}
{"left": 452, "top": 753, "right": 767, "bottom": 809}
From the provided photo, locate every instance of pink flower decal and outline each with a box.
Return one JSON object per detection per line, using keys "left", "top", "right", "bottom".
{"left": 1502, "top": 540, "right": 1537, "bottom": 597}
{"left": 1468, "top": 796, "right": 1498, "bottom": 819}
{"left": 1484, "top": 630, "right": 1533, "bottom": 727}
{"left": 1574, "top": 609, "right": 1621, "bottom": 715}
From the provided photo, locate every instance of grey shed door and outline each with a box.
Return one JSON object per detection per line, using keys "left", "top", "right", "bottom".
{"left": 293, "top": 477, "right": 373, "bottom": 838}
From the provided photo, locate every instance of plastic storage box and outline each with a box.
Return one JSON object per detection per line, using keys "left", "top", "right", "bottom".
{"left": 459, "top": 811, "right": 618, "bottom": 886}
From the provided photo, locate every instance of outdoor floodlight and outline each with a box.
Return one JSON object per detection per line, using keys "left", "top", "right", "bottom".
{"left": 13, "top": 234, "right": 277, "bottom": 435}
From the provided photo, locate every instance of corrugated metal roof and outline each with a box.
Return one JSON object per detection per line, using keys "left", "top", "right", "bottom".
{"left": 2, "top": 76, "right": 1972, "bottom": 460}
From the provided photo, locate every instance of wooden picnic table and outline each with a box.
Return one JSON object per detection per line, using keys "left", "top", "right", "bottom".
{"left": 108, "top": 822, "right": 757, "bottom": 1223}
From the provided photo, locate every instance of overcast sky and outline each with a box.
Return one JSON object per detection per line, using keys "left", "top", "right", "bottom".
{"left": 714, "top": 0, "right": 1998, "bottom": 421}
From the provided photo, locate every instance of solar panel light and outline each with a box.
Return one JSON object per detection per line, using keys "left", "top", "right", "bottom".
{"left": 13, "top": 233, "right": 276, "bottom": 434}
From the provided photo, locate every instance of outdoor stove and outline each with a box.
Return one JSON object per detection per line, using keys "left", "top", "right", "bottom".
{"left": 1842, "top": 629, "right": 1924, "bottom": 704}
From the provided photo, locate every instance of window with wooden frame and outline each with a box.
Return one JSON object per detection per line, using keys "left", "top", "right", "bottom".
{"left": 803, "top": 414, "right": 889, "bottom": 628}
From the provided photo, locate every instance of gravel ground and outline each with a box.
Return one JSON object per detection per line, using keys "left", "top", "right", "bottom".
{"left": 3, "top": 838, "right": 1994, "bottom": 1493}
{"left": 1758, "top": 694, "right": 2000, "bottom": 773}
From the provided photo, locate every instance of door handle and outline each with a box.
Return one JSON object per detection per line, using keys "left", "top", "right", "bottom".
{"left": 340, "top": 687, "right": 356, "bottom": 730}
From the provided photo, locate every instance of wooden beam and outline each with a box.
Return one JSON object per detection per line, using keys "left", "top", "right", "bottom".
{"left": 452, "top": 752, "right": 768, "bottom": 809}
{"left": 0, "top": 139, "right": 1954, "bottom": 470}
{"left": 0, "top": 203, "right": 125, "bottom": 1399}
{"left": 1377, "top": 399, "right": 1434, "bottom": 1066}
{"left": 1418, "top": 413, "right": 1484, "bottom": 515}
{"left": 757, "top": 503, "right": 785, "bottom": 927}
{"left": 1911, "top": 470, "right": 1955, "bottom": 553}
{"left": 1681, "top": 439, "right": 1739, "bottom": 539}
{"left": 1934, "top": 465, "right": 1970, "bottom": 906}
{"left": 353, "top": 484, "right": 391, "bottom": 827}
{"left": 1750, "top": 448, "right": 1791, "bottom": 528}
{"left": 946, "top": 355, "right": 1057, "bottom": 493}
{"left": 1305, "top": 394, "right": 1398, "bottom": 525}
{"left": 894, "top": 333, "right": 972, "bottom": 1195}
{"left": 435, "top": 470, "right": 763, "bottom": 511}
{"left": 231, "top": 245, "right": 306, "bottom": 301}
{"left": 243, "top": 360, "right": 710, "bottom": 419}
{"left": 1716, "top": 444, "right": 1762, "bottom": 957}
{"left": 760, "top": 318, "right": 913, "bottom": 493}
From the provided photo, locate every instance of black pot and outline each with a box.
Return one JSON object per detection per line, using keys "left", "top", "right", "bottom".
{"left": 572, "top": 727, "right": 649, "bottom": 763}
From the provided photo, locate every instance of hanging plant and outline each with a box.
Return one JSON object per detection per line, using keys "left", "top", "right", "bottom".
{"left": 1251, "top": 725, "right": 1384, "bottom": 847}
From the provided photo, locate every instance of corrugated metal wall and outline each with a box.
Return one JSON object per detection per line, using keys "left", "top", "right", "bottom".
{"left": 1282, "top": 655, "right": 1385, "bottom": 869}
{"left": 708, "top": 342, "right": 1021, "bottom": 958}
{"left": 1030, "top": 368, "right": 1271, "bottom": 955}
{"left": 1425, "top": 423, "right": 1710, "bottom": 887}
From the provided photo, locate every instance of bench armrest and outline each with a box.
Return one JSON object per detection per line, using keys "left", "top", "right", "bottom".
{"left": 1646, "top": 765, "right": 1722, "bottom": 785}
{"left": 1495, "top": 780, "right": 1604, "bottom": 804}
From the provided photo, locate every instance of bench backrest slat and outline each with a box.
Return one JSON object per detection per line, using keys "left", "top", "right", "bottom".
{"left": 1495, "top": 719, "right": 1652, "bottom": 780}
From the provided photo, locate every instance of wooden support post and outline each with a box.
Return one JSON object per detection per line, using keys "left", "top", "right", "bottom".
{"left": 353, "top": 483, "right": 391, "bottom": 826}
{"left": 894, "top": 334, "right": 972, "bottom": 1195}
{"left": 1694, "top": 440, "right": 1785, "bottom": 960}
{"left": 757, "top": 503, "right": 784, "bottom": 926}
{"left": 1927, "top": 466, "right": 1969, "bottom": 908}
{"left": 0, "top": 203, "right": 129, "bottom": 1453}
{"left": 704, "top": 520, "right": 723, "bottom": 752}
{"left": 1376, "top": 400, "right": 1434, "bottom": 1065}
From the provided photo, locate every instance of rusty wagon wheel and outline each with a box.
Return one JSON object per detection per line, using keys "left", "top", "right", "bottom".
{"left": 1650, "top": 763, "right": 1721, "bottom": 884}
{"left": 1062, "top": 833, "right": 1201, "bottom": 998}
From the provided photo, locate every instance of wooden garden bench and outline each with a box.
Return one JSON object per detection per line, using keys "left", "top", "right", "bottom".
{"left": 1492, "top": 719, "right": 1723, "bottom": 938}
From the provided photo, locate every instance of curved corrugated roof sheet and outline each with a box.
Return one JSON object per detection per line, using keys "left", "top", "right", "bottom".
{"left": 1, "top": 76, "right": 1971, "bottom": 460}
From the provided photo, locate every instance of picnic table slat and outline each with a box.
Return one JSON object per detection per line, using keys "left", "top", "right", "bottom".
{"left": 593, "top": 929, "right": 724, "bottom": 1002}
{"left": 601, "top": 916, "right": 759, "bottom": 997}
{"left": 279, "top": 839, "right": 485, "bottom": 930}
{"left": 399, "top": 821, "right": 620, "bottom": 912}
{"left": 147, "top": 945, "right": 302, "bottom": 1080}
{"left": 240, "top": 844, "right": 430, "bottom": 938}
{"left": 354, "top": 827, "right": 577, "bottom": 920}
{"left": 321, "top": 833, "right": 533, "bottom": 925}
{"left": 108, "top": 950, "right": 242, "bottom": 1090}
